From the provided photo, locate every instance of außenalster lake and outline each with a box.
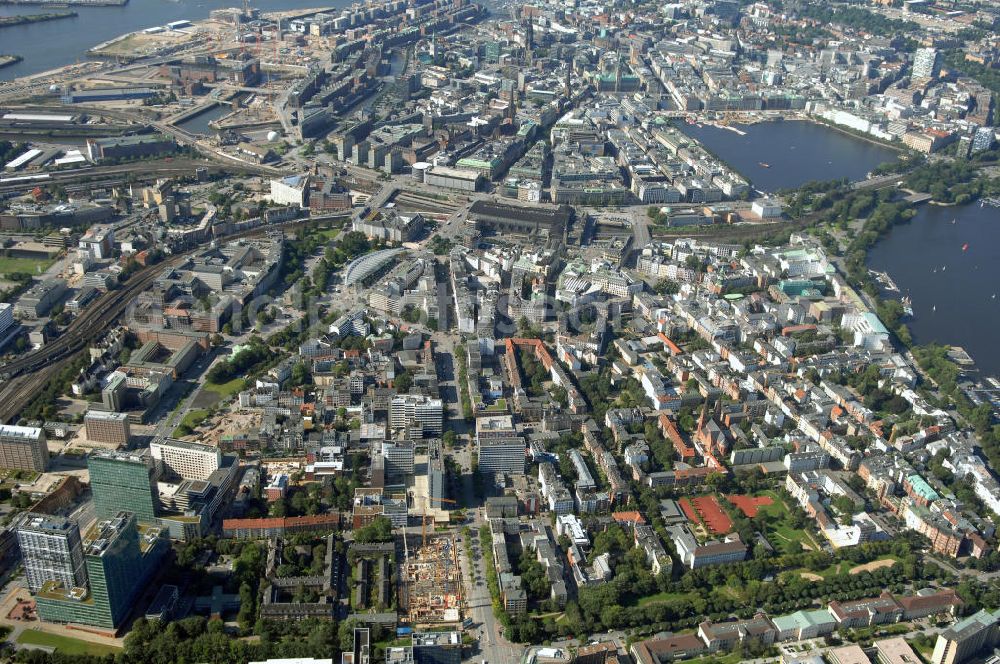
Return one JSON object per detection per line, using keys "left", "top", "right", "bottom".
{"left": 679, "top": 119, "right": 900, "bottom": 192}
{"left": 0, "top": 0, "right": 347, "bottom": 81}
{"left": 867, "top": 202, "right": 1000, "bottom": 378}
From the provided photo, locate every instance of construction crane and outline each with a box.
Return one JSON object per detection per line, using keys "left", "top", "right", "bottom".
{"left": 421, "top": 496, "right": 457, "bottom": 549}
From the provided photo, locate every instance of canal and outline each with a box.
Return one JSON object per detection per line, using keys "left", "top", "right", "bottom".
{"left": 175, "top": 103, "right": 230, "bottom": 135}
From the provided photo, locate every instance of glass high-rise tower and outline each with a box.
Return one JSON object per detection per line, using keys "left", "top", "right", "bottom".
{"left": 34, "top": 511, "right": 166, "bottom": 629}
{"left": 87, "top": 449, "right": 159, "bottom": 523}
{"left": 16, "top": 514, "right": 88, "bottom": 593}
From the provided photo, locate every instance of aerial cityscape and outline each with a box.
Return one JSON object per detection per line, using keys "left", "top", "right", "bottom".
{"left": 0, "top": 0, "right": 999, "bottom": 663}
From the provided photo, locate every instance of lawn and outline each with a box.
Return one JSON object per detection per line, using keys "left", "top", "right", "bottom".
{"left": 636, "top": 590, "right": 695, "bottom": 607}
{"left": 671, "top": 649, "right": 743, "bottom": 664}
{"left": 172, "top": 409, "right": 210, "bottom": 436}
{"left": 752, "top": 490, "right": 822, "bottom": 555}
{"left": 910, "top": 636, "right": 936, "bottom": 663}
{"left": 0, "top": 256, "right": 55, "bottom": 276}
{"left": 785, "top": 555, "right": 901, "bottom": 582}
{"left": 315, "top": 227, "right": 342, "bottom": 242}
{"left": 17, "top": 631, "right": 121, "bottom": 656}
{"left": 205, "top": 377, "right": 246, "bottom": 400}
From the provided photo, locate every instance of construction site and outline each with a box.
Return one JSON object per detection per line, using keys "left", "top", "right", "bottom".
{"left": 399, "top": 530, "right": 462, "bottom": 626}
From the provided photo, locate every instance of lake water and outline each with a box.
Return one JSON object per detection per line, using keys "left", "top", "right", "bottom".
{"left": 867, "top": 202, "right": 1000, "bottom": 377}
{"left": 0, "top": 0, "right": 345, "bottom": 81}
{"left": 679, "top": 120, "right": 901, "bottom": 193}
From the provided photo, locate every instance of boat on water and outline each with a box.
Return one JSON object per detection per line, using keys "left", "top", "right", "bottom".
{"left": 758, "top": 162, "right": 771, "bottom": 168}
{"left": 902, "top": 296, "right": 913, "bottom": 317}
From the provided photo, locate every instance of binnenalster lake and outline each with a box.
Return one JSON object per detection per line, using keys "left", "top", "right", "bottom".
{"left": 678, "top": 119, "right": 901, "bottom": 192}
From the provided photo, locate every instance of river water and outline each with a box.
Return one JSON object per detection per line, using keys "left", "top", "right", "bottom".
{"left": 679, "top": 119, "right": 900, "bottom": 192}
{"left": 0, "top": 0, "right": 345, "bottom": 81}
{"left": 867, "top": 202, "right": 1000, "bottom": 377}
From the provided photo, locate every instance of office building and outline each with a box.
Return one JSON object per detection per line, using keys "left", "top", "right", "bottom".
{"left": 476, "top": 415, "right": 525, "bottom": 476}
{"left": 101, "top": 371, "right": 128, "bottom": 412}
{"left": 381, "top": 440, "right": 415, "bottom": 478}
{"left": 150, "top": 437, "right": 221, "bottom": 481}
{"left": 932, "top": 609, "right": 1000, "bottom": 664}
{"left": 426, "top": 440, "right": 445, "bottom": 505}
{"left": 34, "top": 512, "right": 166, "bottom": 630}
{"left": 0, "top": 424, "right": 48, "bottom": 472}
{"left": 913, "top": 48, "right": 941, "bottom": 79}
{"left": 412, "top": 631, "right": 461, "bottom": 664}
{"left": 13, "top": 278, "right": 67, "bottom": 319}
{"left": 84, "top": 411, "right": 131, "bottom": 447}
{"left": 0, "top": 302, "right": 13, "bottom": 336}
{"left": 88, "top": 449, "right": 159, "bottom": 523}
{"left": 971, "top": 126, "right": 995, "bottom": 154}
{"left": 266, "top": 474, "right": 289, "bottom": 502}
{"left": 17, "top": 514, "right": 88, "bottom": 593}
{"left": 875, "top": 638, "right": 922, "bottom": 664}
{"left": 270, "top": 174, "right": 309, "bottom": 207}
{"left": 342, "top": 627, "right": 370, "bottom": 664}
{"left": 389, "top": 395, "right": 443, "bottom": 437}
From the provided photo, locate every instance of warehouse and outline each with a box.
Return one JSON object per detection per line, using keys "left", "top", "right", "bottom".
{"left": 61, "top": 87, "right": 159, "bottom": 104}
{"left": 423, "top": 165, "right": 482, "bottom": 192}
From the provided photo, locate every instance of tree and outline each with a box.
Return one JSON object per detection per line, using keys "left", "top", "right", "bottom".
{"left": 395, "top": 369, "right": 413, "bottom": 393}
{"left": 654, "top": 278, "right": 680, "bottom": 295}
{"left": 339, "top": 619, "right": 359, "bottom": 651}
{"left": 354, "top": 516, "right": 393, "bottom": 543}
{"left": 289, "top": 362, "right": 311, "bottom": 387}
{"left": 338, "top": 231, "right": 370, "bottom": 258}
{"left": 401, "top": 305, "right": 421, "bottom": 324}
{"left": 270, "top": 497, "right": 287, "bottom": 518}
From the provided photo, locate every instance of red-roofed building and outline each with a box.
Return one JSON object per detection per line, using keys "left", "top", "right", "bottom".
{"left": 659, "top": 413, "right": 697, "bottom": 460}
{"left": 896, "top": 588, "right": 961, "bottom": 620}
{"left": 612, "top": 511, "right": 647, "bottom": 527}
{"left": 222, "top": 513, "right": 342, "bottom": 539}
{"left": 631, "top": 634, "right": 706, "bottom": 664}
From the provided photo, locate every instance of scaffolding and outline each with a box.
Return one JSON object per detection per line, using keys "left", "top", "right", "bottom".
{"left": 400, "top": 533, "right": 461, "bottom": 624}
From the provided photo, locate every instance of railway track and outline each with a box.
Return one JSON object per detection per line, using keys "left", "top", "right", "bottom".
{"left": 0, "top": 260, "right": 171, "bottom": 423}
{"left": 0, "top": 214, "right": 334, "bottom": 424}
